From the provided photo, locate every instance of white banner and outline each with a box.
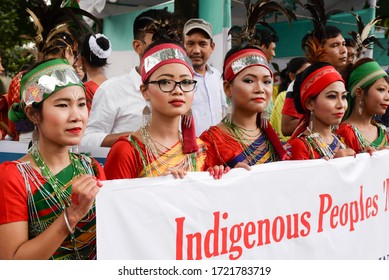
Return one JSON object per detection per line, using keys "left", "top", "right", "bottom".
{"left": 97, "top": 151, "right": 389, "bottom": 260}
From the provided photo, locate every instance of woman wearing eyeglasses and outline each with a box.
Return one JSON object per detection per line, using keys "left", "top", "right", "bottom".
{"left": 104, "top": 31, "right": 228, "bottom": 179}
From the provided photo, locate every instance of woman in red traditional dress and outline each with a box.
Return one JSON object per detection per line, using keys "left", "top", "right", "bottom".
{"left": 288, "top": 62, "right": 355, "bottom": 160}
{"left": 336, "top": 58, "right": 389, "bottom": 153}
{"left": 199, "top": 0, "right": 296, "bottom": 170}
{"left": 200, "top": 46, "right": 288, "bottom": 169}
{"left": 0, "top": 58, "right": 105, "bottom": 260}
{"left": 104, "top": 12, "right": 228, "bottom": 180}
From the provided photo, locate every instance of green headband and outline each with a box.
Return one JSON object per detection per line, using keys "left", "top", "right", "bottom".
{"left": 348, "top": 61, "right": 388, "bottom": 97}
{"left": 8, "top": 58, "right": 84, "bottom": 122}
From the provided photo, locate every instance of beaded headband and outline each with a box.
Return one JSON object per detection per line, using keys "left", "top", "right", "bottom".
{"left": 223, "top": 48, "right": 272, "bottom": 82}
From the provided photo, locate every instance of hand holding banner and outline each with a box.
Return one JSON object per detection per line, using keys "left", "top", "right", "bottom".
{"left": 97, "top": 151, "right": 389, "bottom": 260}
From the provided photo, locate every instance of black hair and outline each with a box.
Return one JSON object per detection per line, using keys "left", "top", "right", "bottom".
{"left": 255, "top": 28, "right": 279, "bottom": 48}
{"left": 293, "top": 62, "right": 332, "bottom": 114}
{"left": 278, "top": 68, "right": 289, "bottom": 93}
{"left": 81, "top": 33, "right": 111, "bottom": 67}
{"left": 143, "top": 39, "right": 185, "bottom": 54}
{"left": 323, "top": 25, "right": 342, "bottom": 41}
{"left": 287, "top": 57, "right": 308, "bottom": 75}
{"left": 280, "top": 57, "right": 309, "bottom": 93}
{"left": 345, "top": 38, "right": 355, "bottom": 47}
{"left": 302, "top": 25, "right": 342, "bottom": 50}
{"left": 133, "top": 8, "right": 166, "bottom": 41}
{"left": 300, "top": 33, "right": 310, "bottom": 52}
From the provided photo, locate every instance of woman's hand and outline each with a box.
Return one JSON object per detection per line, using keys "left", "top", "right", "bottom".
{"left": 67, "top": 174, "right": 102, "bottom": 229}
{"left": 207, "top": 165, "right": 230, "bottom": 179}
{"left": 377, "top": 145, "right": 389, "bottom": 152}
{"left": 234, "top": 162, "right": 251, "bottom": 170}
{"left": 161, "top": 167, "right": 187, "bottom": 179}
{"left": 363, "top": 146, "right": 376, "bottom": 156}
{"left": 333, "top": 148, "right": 356, "bottom": 159}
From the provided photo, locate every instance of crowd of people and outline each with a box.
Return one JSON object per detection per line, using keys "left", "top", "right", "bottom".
{"left": 0, "top": 0, "right": 389, "bottom": 259}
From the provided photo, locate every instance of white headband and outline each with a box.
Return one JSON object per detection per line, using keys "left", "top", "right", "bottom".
{"left": 88, "top": 33, "right": 112, "bottom": 59}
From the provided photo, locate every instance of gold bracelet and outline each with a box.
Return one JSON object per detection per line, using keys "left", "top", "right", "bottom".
{"left": 63, "top": 208, "right": 75, "bottom": 234}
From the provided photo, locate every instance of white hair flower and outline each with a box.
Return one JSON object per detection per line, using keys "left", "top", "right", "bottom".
{"left": 88, "top": 33, "right": 112, "bottom": 59}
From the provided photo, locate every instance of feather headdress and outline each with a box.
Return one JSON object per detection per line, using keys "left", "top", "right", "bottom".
{"left": 141, "top": 7, "right": 183, "bottom": 43}
{"left": 228, "top": 0, "right": 296, "bottom": 48}
{"left": 23, "top": 0, "right": 100, "bottom": 61}
{"left": 348, "top": 12, "right": 383, "bottom": 59}
{"left": 302, "top": 0, "right": 343, "bottom": 63}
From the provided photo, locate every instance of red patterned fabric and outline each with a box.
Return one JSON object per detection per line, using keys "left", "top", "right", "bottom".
{"left": 6, "top": 72, "right": 25, "bottom": 140}
{"left": 300, "top": 66, "right": 344, "bottom": 113}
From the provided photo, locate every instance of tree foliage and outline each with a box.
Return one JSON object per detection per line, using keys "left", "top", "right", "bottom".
{"left": 377, "top": 0, "right": 389, "bottom": 37}
{"left": 0, "top": 0, "right": 35, "bottom": 76}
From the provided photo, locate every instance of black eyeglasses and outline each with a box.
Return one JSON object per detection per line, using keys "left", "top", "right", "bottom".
{"left": 147, "top": 79, "right": 197, "bottom": 93}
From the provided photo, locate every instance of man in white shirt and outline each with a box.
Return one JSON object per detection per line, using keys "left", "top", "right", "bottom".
{"left": 81, "top": 9, "right": 161, "bottom": 147}
{"left": 183, "top": 18, "right": 227, "bottom": 136}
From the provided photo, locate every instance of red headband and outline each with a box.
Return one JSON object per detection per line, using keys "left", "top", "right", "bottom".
{"left": 289, "top": 65, "right": 344, "bottom": 141}
{"left": 141, "top": 43, "right": 194, "bottom": 83}
{"left": 223, "top": 49, "right": 272, "bottom": 82}
{"left": 300, "top": 65, "right": 344, "bottom": 112}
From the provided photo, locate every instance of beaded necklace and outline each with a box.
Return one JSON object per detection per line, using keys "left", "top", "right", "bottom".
{"left": 222, "top": 117, "right": 260, "bottom": 145}
{"left": 136, "top": 126, "right": 196, "bottom": 176}
{"left": 28, "top": 142, "right": 95, "bottom": 259}
{"left": 222, "top": 117, "right": 276, "bottom": 163}
{"left": 352, "top": 121, "right": 388, "bottom": 151}
{"left": 29, "top": 143, "right": 91, "bottom": 209}
{"left": 305, "top": 128, "right": 345, "bottom": 159}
